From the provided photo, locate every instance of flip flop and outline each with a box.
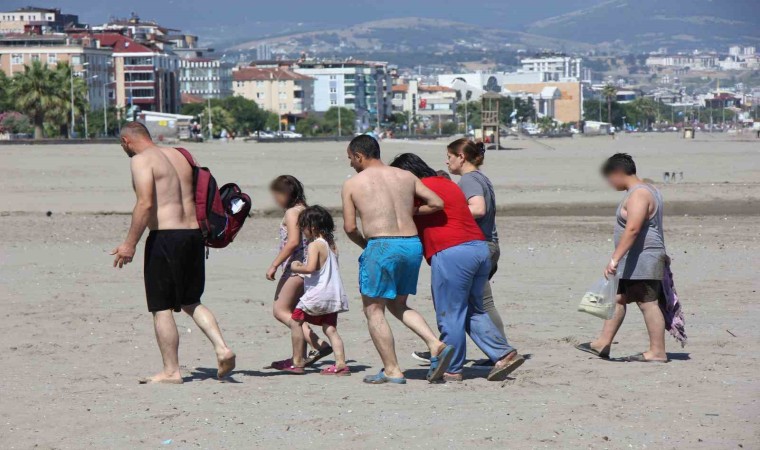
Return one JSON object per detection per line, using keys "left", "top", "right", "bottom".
{"left": 575, "top": 342, "right": 610, "bottom": 359}
{"left": 362, "top": 369, "right": 406, "bottom": 385}
{"left": 305, "top": 346, "right": 333, "bottom": 367}
{"left": 487, "top": 352, "right": 525, "bottom": 381}
{"left": 426, "top": 344, "right": 455, "bottom": 383}
{"left": 624, "top": 353, "right": 669, "bottom": 363}
{"left": 320, "top": 365, "right": 351, "bottom": 376}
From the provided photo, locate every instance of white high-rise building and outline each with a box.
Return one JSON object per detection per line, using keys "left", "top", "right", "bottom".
{"left": 519, "top": 55, "right": 582, "bottom": 81}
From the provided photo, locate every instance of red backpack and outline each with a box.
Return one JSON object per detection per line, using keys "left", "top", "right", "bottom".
{"left": 175, "top": 147, "right": 252, "bottom": 249}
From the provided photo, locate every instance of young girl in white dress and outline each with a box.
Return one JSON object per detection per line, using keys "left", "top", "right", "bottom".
{"left": 282, "top": 205, "right": 350, "bottom": 375}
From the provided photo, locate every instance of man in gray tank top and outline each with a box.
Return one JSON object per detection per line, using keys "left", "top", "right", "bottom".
{"left": 576, "top": 154, "right": 669, "bottom": 363}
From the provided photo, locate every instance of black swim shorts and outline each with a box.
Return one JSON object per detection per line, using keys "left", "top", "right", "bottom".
{"left": 618, "top": 279, "right": 663, "bottom": 304}
{"left": 144, "top": 229, "right": 205, "bottom": 312}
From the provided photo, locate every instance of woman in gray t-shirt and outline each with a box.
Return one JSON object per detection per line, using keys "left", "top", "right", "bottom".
{"left": 445, "top": 138, "right": 506, "bottom": 341}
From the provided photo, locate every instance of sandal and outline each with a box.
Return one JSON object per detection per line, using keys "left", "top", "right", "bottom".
{"left": 426, "top": 344, "right": 455, "bottom": 383}
{"left": 279, "top": 364, "right": 306, "bottom": 374}
{"left": 487, "top": 351, "right": 525, "bottom": 381}
{"left": 443, "top": 373, "right": 463, "bottom": 383}
{"left": 269, "top": 358, "right": 294, "bottom": 370}
{"left": 575, "top": 342, "right": 610, "bottom": 359}
{"left": 305, "top": 345, "right": 333, "bottom": 367}
{"left": 320, "top": 365, "right": 351, "bottom": 376}
{"left": 362, "top": 369, "right": 406, "bottom": 385}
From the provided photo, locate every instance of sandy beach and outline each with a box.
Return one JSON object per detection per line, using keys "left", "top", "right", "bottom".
{"left": 1, "top": 134, "right": 758, "bottom": 448}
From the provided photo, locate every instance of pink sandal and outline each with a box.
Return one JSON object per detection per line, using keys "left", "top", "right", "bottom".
{"left": 270, "top": 358, "right": 293, "bottom": 370}
{"left": 320, "top": 365, "right": 351, "bottom": 376}
{"left": 280, "top": 364, "right": 305, "bottom": 375}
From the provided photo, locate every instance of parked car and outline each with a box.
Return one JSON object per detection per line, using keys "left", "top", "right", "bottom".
{"left": 280, "top": 131, "right": 303, "bottom": 139}
{"left": 257, "top": 131, "right": 276, "bottom": 139}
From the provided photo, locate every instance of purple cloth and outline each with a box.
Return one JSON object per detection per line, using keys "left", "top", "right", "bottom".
{"left": 660, "top": 263, "right": 687, "bottom": 347}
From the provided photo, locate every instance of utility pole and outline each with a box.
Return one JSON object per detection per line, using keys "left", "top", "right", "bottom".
{"left": 337, "top": 106, "right": 342, "bottom": 137}
{"left": 207, "top": 97, "right": 212, "bottom": 140}
{"left": 69, "top": 66, "right": 75, "bottom": 138}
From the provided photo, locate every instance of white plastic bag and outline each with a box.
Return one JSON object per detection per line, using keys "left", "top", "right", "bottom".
{"left": 578, "top": 276, "right": 618, "bottom": 320}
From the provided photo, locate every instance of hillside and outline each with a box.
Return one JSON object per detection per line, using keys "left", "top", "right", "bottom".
{"left": 225, "top": 17, "right": 594, "bottom": 55}
{"left": 525, "top": 0, "right": 760, "bottom": 50}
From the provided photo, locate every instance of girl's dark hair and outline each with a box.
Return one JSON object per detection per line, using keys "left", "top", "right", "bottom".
{"left": 447, "top": 138, "right": 486, "bottom": 167}
{"left": 297, "top": 205, "right": 335, "bottom": 248}
{"left": 269, "top": 175, "right": 307, "bottom": 208}
{"left": 389, "top": 153, "right": 437, "bottom": 179}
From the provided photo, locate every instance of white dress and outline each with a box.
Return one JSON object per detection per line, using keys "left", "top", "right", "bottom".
{"left": 296, "top": 238, "right": 349, "bottom": 316}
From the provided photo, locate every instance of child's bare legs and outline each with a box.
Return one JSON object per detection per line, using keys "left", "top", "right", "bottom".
{"left": 303, "top": 323, "right": 329, "bottom": 352}
{"left": 273, "top": 275, "right": 328, "bottom": 352}
{"left": 322, "top": 324, "right": 346, "bottom": 369}
{"left": 289, "top": 319, "right": 307, "bottom": 367}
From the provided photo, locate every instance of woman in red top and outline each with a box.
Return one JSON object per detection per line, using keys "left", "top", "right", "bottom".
{"left": 390, "top": 153, "right": 524, "bottom": 382}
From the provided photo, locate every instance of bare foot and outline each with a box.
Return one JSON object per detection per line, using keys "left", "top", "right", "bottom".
{"left": 217, "top": 349, "right": 236, "bottom": 379}
{"left": 429, "top": 341, "right": 447, "bottom": 358}
{"left": 642, "top": 350, "right": 668, "bottom": 362}
{"left": 138, "top": 372, "right": 183, "bottom": 385}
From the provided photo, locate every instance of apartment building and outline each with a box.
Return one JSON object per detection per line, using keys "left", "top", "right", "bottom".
{"left": 180, "top": 58, "right": 233, "bottom": 99}
{"left": 0, "top": 7, "right": 81, "bottom": 35}
{"left": 291, "top": 59, "right": 393, "bottom": 128}
{"left": 0, "top": 34, "right": 112, "bottom": 111}
{"left": 232, "top": 67, "right": 314, "bottom": 115}
{"left": 519, "top": 55, "right": 582, "bottom": 81}
{"left": 92, "top": 33, "right": 181, "bottom": 114}
{"left": 391, "top": 80, "right": 456, "bottom": 120}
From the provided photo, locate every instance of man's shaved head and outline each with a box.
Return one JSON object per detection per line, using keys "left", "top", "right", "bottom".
{"left": 119, "top": 121, "right": 152, "bottom": 158}
{"left": 120, "top": 121, "right": 152, "bottom": 140}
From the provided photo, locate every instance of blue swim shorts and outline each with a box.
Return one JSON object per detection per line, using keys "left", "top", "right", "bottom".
{"left": 359, "top": 236, "right": 423, "bottom": 300}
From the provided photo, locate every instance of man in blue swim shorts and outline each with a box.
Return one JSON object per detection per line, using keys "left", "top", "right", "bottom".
{"left": 341, "top": 135, "right": 456, "bottom": 384}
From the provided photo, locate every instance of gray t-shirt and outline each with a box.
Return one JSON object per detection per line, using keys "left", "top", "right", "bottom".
{"left": 459, "top": 171, "right": 499, "bottom": 243}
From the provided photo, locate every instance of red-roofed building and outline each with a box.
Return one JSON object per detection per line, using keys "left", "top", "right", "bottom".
{"left": 232, "top": 67, "right": 314, "bottom": 114}
{"left": 92, "top": 33, "right": 180, "bottom": 114}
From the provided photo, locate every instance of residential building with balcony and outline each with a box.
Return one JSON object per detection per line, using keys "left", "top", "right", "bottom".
{"left": 232, "top": 67, "right": 313, "bottom": 115}
{"left": 180, "top": 58, "right": 232, "bottom": 99}
{"left": 519, "top": 55, "right": 582, "bottom": 81}
{"left": 391, "top": 80, "right": 456, "bottom": 121}
{"left": 92, "top": 33, "right": 181, "bottom": 114}
{"left": 291, "top": 59, "right": 392, "bottom": 129}
{"left": 0, "top": 33, "right": 112, "bottom": 111}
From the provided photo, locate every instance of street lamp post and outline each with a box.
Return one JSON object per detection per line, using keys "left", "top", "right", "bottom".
{"left": 70, "top": 62, "right": 88, "bottom": 138}
{"left": 103, "top": 81, "right": 116, "bottom": 136}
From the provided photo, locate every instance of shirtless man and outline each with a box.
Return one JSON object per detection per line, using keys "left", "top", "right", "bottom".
{"left": 111, "top": 122, "right": 235, "bottom": 384}
{"left": 341, "top": 135, "right": 454, "bottom": 384}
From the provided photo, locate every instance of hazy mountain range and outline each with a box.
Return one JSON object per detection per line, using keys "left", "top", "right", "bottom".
{"left": 4, "top": 0, "right": 758, "bottom": 52}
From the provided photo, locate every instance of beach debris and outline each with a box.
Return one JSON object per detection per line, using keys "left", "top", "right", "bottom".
{"left": 46, "top": 211, "right": 53, "bottom": 217}
{"left": 726, "top": 330, "right": 737, "bottom": 338}
{"left": 162, "top": 439, "right": 173, "bottom": 445}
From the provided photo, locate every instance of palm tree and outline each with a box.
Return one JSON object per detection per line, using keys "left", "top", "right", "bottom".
{"left": 11, "top": 61, "right": 58, "bottom": 139}
{"left": 602, "top": 83, "right": 617, "bottom": 125}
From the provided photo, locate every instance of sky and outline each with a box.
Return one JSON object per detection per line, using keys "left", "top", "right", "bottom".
{"left": 2, "top": 0, "right": 599, "bottom": 33}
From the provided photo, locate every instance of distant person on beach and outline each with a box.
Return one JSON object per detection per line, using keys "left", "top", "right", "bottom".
{"left": 266, "top": 176, "right": 333, "bottom": 370}
{"left": 341, "top": 135, "right": 454, "bottom": 384}
{"left": 111, "top": 121, "right": 235, "bottom": 384}
{"left": 413, "top": 138, "right": 509, "bottom": 367}
{"left": 281, "top": 206, "right": 351, "bottom": 375}
{"left": 390, "top": 153, "right": 524, "bottom": 382}
{"left": 576, "top": 153, "right": 670, "bottom": 362}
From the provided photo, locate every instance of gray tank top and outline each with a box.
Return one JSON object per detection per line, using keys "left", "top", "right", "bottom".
{"left": 613, "top": 183, "right": 666, "bottom": 280}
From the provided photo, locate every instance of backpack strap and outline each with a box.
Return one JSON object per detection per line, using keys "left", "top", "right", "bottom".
{"left": 175, "top": 147, "right": 196, "bottom": 167}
